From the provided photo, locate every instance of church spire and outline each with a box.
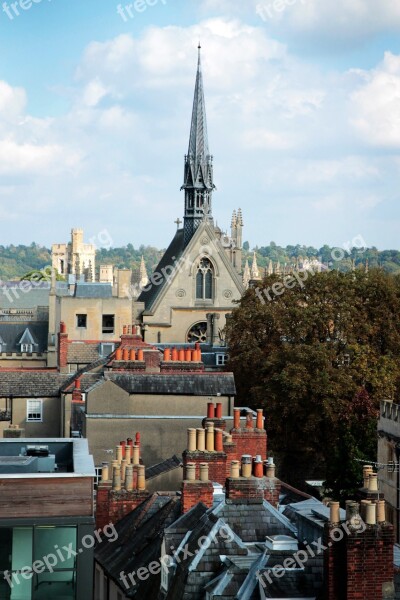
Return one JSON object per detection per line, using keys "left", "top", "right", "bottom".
{"left": 182, "top": 44, "right": 215, "bottom": 246}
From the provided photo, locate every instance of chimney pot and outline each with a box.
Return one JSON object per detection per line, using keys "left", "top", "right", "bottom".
{"left": 377, "top": 500, "right": 386, "bottom": 523}
{"left": 215, "top": 429, "right": 223, "bottom": 452}
{"left": 207, "top": 403, "right": 215, "bottom": 419}
{"left": 368, "top": 473, "right": 379, "bottom": 492}
{"left": 365, "top": 502, "right": 377, "bottom": 525}
{"left": 329, "top": 501, "right": 340, "bottom": 524}
{"left": 187, "top": 428, "right": 197, "bottom": 452}
{"left": 186, "top": 463, "right": 196, "bottom": 481}
{"left": 206, "top": 424, "right": 215, "bottom": 451}
{"left": 265, "top": 457, "right": 276, "bottom": 478}
{"left": 101, "top": 462, "right": 109, "bottom": 482}
{"left": 121, "top": 459, "right": 127, "bottom": 483}
{"left": 256, "top": 409, "right": 263, "bottom": 429}
{"left": 241, "top": 455, "right": 252, "bottom": 478}
{"left": 125, "top": 465, "right": 134, "bottom": 491}
{"left": 199, "top": 462, "right": 209, "bottom": 482}
{"left": 197, "top": 429, "right": 205, "bottom": 451}
{"left": 215, "top": 403, "right": 223, "bottom": 419}
{"left": 125, "top": 445, "right": 132, "bottom": 464}
{"left": 112, "top": 466, "right": 121, "bottom": 491}
{"left": 231, "top": 460, "right": 240, "bottom": 478}
{"left": 233, "top": 408, "right": 241, "bottom": 429}
{"left": 137, "top": 465, "right": 146, "bottom": 490}
{"left": 116, "top": 445, "right": 123, "bottom": 464}
{"left": 132, "top": 444, "right": 140, "bottom": 465}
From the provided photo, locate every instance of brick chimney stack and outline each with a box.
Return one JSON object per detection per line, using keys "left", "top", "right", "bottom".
{"left": 181, "top": 462, "right": 214, "bottom": 514}
{"left": 96, "top": 434, "right": 150, "bottom": 529}
{"left": 225, "top": 455, "right": 281, "bottom": 507}
{"left": 230, "top": 408, "right": 267, "bottom": 461}
{"left": 182, "top": 405, "right": 269, "bottom": 487}
{"left": 324, "top": 481, "right": 394, "bottom": 600}
{"left": 58, "top": 322, "right": 68, "bottom": 371}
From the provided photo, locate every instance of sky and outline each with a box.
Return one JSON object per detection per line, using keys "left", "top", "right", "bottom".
{"left": 0, "top": 0, "right": 399, "bottom": 252}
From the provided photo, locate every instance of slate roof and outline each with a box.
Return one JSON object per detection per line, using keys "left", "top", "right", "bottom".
{"left": 0, "top": 322, "right": 48, "bottom": 353}
{"left": 146, "top": 455, "right": 181, "bottom": 480}
{"left": 94, "top": 493, "right": 181, "bottom": 598}
{"left": 0, "top": 370, "right": 66, "bottom": 397}
{"left": 0, "top": 286, "right": 50, "bottom": 309}
{"left": 73, "top": 283, "right": 113, "bottom": 299}
{"left": 106, "top": 372, "right": 236, "bottom": 396}
{"left": 138, "top": 229, "right": 184, "bottom": 311}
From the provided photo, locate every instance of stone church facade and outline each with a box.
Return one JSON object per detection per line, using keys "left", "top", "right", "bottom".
{"left": 138, "top": 47, "right": 244, "bottom": 344}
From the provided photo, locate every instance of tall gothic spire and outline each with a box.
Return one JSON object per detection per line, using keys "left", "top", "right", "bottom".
{"left": 182, "top": 44, "right": 215, "bottom": 246}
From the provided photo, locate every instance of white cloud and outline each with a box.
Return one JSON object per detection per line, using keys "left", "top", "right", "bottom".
{"left": 0, "top": 18, "right": 396, "bottom": 249}
{"left": 350, "top": 52, "right": 400, "bottom": 148}
{"left": 198, "top": 0, "right": 400, "bottom": 46}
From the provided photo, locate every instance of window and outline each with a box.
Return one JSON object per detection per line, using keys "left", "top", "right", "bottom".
{"left": 216, "top": 353, "right": 228, "bottom": 366}
{"left": 27, "top": 399, "right": 43, "bottom": 422}
{"left": 76, "top": 314, "right": 87, "bottom": 328}
{"left": 196, "top": 258, "right": 213, "bottom": 300}
{"left": 102, "top": 314, "right": 115, "bottom": 334}
{"left": 21, "top": 343, "right": 33, "bottom": 353}
{"left": 100, "top": 343, "right": 115, "bottom": 358}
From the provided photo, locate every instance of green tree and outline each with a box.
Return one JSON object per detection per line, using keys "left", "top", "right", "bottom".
{"left": 225, "top": 269, "right": 400, "bottom": 498}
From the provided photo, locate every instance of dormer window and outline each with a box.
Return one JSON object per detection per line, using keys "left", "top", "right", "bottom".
{"left": 21, "top": 344, "right": 33, "bottom": 353}
{"left": 18, "top": 328, "right": 37, "bottom": 354}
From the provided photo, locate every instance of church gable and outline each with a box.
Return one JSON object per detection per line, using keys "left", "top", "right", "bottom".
{"left": 142, "top": 221, "right": 244, "bottom": 318}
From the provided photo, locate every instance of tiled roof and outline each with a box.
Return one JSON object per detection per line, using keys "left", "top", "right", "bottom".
{"left": 0, "top": 370, "right": 66, "bottom": 397}
{"left": 106, "top": 372, "right": 236, "bottom": 395}
{"left": 67, "top": 342, "right": 101, "bottom": 364}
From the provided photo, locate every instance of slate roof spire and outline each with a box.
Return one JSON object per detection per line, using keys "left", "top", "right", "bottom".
{"left": 182, "top": 44, "right": 215, "bottom": 246}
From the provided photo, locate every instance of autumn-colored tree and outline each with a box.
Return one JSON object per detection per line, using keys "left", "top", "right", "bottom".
{"left": 225, "top": 269, "right": 400, "bottom": 498}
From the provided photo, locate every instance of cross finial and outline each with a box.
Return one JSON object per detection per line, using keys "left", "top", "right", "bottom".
{"left": 175, "top": 218, "right": 182, "bottom": 229}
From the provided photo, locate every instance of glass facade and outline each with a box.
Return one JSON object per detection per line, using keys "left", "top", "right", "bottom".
{"left": 0, "top": 526, "right": 77, "bottom": 600}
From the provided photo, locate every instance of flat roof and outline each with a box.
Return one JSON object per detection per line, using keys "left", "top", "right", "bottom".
{"left": 0, "top": 438, "right": 95, "bottom": 478}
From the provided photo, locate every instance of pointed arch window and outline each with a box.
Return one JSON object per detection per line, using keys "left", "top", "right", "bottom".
{"left": 196, "top": 258, "right": 213, "bottom": 300}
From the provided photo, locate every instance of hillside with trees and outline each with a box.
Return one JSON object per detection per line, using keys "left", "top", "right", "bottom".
{"left": 0, "top": 241, "right": 399, "bottom": 281}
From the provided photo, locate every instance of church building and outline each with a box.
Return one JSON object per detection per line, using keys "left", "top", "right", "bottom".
{"left": 138, "top": 47, "right": 245, "bottom": 345}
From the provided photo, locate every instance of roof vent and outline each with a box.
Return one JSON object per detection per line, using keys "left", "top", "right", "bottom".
{"left": 265, "top": 535, "right": 299, "bottom": 552}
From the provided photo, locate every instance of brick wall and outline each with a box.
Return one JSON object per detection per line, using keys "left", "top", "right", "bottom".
{"left": 181, "top": 480, "right": 214, "bottom": 514}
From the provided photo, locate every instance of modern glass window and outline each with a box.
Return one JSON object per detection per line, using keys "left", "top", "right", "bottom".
{"left": 0, "top": 525, "right": 77, "bottom": 600}
{"left": 102, "top": 315, "right": 115, "bottom": 334}
{"left": 27, "top": 399, "right": 43, "bottom": 422}
{"left": 196, "top": 258, "right": 213, "bottom": 300}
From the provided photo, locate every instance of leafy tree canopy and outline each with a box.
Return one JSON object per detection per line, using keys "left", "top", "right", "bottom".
{"left": 225, "top": 269, "right": 400, "bottom": 499}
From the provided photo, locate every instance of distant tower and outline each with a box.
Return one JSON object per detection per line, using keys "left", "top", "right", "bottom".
{"left": 182, "top": 44, "right": 215, "bottom": 247}
{"left": 251, "top": 252, "right": 261, "bottom": 281}
{"left": 236, "top": 208, "right": 243, "bottom": 250}
{"left": 243, "top": 259, "right": 251, "bottom": 289}
{"left": 51, "top": 228, "right": 96, "bottom": 282}
{"left": 267, "top": 259, "right": 273, "bottom": 275}
{"left": 139, "top": 256, "right": 149, "bottom": 288}
{"left": 231, "top": 210, "right": 237, "bottom": 241}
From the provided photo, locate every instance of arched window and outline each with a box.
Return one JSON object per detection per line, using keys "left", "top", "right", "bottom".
{"left": 196, "top": 258, "right": 213, "bottom": 300}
